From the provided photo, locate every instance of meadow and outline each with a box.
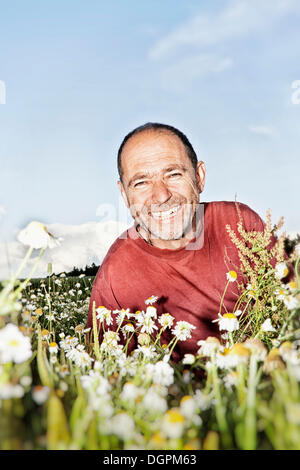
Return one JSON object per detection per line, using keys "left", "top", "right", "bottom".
{"left": 0, "top": 214, "right": 299, "bottom": 450}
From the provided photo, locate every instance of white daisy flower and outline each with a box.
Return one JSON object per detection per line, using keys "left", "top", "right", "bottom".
{"left": 223, "top": 371, "right": 239, "bottom": 389}
{"left": 59, "top": 335, "right": 79, "bottom": 351}
{"left": 17, "top": 221, "right": 61, "bottom": 249}
{"left": 137, "top": 315, "right": 158, "bottom": 335}
{"left": 100, "top": 331, "right": 120, "bottom": 352}
{"left": 66, "top": 346, "right": 93, "bottom": 369}
{"left": 145, "top": 295, "right": 159, "bottom": 305}
{"left": 247, "top": 286, "right": 256, "bottom": 299}
{"left": 158, "top": 313, "right": 175, "bottom": 330}
{"left": 120, "top": 382, "right": 144, "bottom": 402}
{"left": 261, "top": 318, "right": 276, "bottom": 332}
{"left": 182, "top": 353, "right": 195, "bottom": 365}
{"left": 114, "top": 308, "right": 131, "bottom": 325}
{"left": 142, "top": 386, "right": 167, "bottom": 413}
{"left": 105, "top": 412, "right": 136, "bottom": 441}
{"left": 145, "top": 306, "right": 157, "bottom": 319}
{"left": 80, "top": 370, "right": 111, "bottom": 397}
{"left": 133, "top": 345, "right": 157, "bottom": 360}
{"left": 180, "top": 395, "right": 201, "bottom": 423}
{"left": 32, "top": 385, "right": 50, "bottom": 405}
{"left": 287, "top": 281, "right": 297, "bottom": 293}
{"left": 96, "top": 306, "right": 113, "bottom": 326}
{"left": 243, "top": 338, "right": 267, "bottom": 361}
{"left": 274, "top": 262, "right": 289, "bottom": 280}
{"left": 0, "top": 323, "right": 32, "bottom": 364}
{"left": 172, "top": 321, "right": 196, "bottom": 341}
{"left": 48, "top": 342, "right": 58, "bottom": 354}
{"left": 194, "top": 389, "right": 212, "bottom": 410}
{"left": 0, "top": 383, "right": 24, "bottom": 399}
{"left": 279, "top": 342, "right": 299, "bottom": 365}
{"left": 121, "top": 323, "right": 135, "bottom": 337}
{"left": 20, "top": 376, "right": 32, "bottom": 387}
{"left": 197, "top": 336, "right": 220, "bottom": 356}
{"left": 275, "top": 287, "right": 288, "bottom": 301}
{"left": 215, "top": 313, "right": 240, "bottom": 332}
{"left": 284, "top": 295, "right": 298, "bottom": 311}
{"left": 226, "top": 270, "right": 237, "bottom": 282}
{"left": 146, "top": 361, "right": 174, "bottom": 387}
{"left": 161, "top": 409, "right": 185, "bottom": 439}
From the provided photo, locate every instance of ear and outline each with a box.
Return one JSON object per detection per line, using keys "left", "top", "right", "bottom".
{"left": 196, "top": 161, "right": 206, "bottom": 193}
{"left": 118, "top": 180, "right": 130, "bottom": 209}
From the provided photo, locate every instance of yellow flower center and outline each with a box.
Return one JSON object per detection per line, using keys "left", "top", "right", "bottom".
{"left": 289, "top": 281, "right": 297, "bottom": 290}
{"left": 222, "top": 313, "right": 236, "bottom": 319}
{"left": 151, "top": 432, "right": 166, "bottom": 445}
{"left": 165, "top": 408, "right": 185, "bottom": 424}
{"left": 180, "top": 395, "right": 193, "bottom": 405}
{"left": 228, "top": 270, "right": 237, "bottom": 280}
{"left": 228, "top": 344, "right": 250, "bottom": 357}
{"left": 268, "top": 348, "right": 280, "bottom": 359}
{"left": 280, "top": 341, "right": 293, "bottom": 350}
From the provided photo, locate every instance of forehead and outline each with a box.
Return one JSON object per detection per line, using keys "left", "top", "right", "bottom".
{"left": 121, "top": 130, "right": 192, "bottom": 179}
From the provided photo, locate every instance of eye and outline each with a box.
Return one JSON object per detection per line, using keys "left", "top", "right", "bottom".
{"left": 168, "top": 172, "right": 182, "bottom": 178}
{"left": 134, "top": 180, "right": 147, "bottom": 188}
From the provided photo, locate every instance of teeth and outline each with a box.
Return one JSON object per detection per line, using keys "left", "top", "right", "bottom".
{"left": 151, "top": 205, "right": 180, "bottom": 220}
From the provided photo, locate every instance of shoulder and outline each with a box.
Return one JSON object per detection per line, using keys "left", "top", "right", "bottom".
{"left": 94, "top": 227, "right": 137, "bottom": 280}
{"left": 204, "top": 201, "right": 265, "bottom": 232}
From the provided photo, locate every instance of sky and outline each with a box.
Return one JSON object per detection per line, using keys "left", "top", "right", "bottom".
{"left": 0, "top": 0, "right": 300, "bottom": 277}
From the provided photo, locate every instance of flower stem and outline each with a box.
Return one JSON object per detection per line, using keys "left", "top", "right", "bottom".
{"left": 219, "top": 280, "right": 230, "bottom": 315}
{"left": 211, "top": 353, "right": 233, "bottom": 449}
{"left": 243, "top": 354, "right": 257, "bottom": 449}
{"left": 92, "top": 301, "right": 101, "bottom": 361}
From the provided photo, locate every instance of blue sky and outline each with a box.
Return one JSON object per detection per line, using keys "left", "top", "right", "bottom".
{"left": 1, "top": 0, "right": 300, "bottom": 245}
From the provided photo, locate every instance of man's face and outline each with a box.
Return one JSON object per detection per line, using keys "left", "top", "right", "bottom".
{"left": 118, "top": 130, "right": 205, "bottom": 248}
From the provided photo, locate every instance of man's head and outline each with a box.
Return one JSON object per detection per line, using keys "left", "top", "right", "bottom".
{"left": 117, "top": 123, "right": 206, "bottom": 249}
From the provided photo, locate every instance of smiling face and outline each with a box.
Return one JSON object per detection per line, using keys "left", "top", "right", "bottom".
{"left": 118, "top": 129, "right": 206, "bottom": 249}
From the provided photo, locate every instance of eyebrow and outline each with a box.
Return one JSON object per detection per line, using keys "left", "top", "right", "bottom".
{"left": 127, "top": 164, "right": 188, "bottom": 188}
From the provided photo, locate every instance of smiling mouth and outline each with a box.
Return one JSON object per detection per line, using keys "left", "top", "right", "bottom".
{"left": 150, "top": 205, "right": 181, "bottom": 221}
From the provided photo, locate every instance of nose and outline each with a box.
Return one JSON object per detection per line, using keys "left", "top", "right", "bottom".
{"left": 151, "top": 179, "right": 172, "bottom": 205}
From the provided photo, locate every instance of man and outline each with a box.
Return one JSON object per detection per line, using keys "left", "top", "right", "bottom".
{"left": 87, "top": 122, "right": 265, "bottom": 361}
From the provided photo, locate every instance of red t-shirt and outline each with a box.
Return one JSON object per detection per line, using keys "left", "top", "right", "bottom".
{"left": 87, "top": 201, "right": 265, "bottom": 360}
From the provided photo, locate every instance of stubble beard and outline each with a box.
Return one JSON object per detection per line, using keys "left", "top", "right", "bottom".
{"left": 132, "top": 201, "right": 197, "bottom": 242}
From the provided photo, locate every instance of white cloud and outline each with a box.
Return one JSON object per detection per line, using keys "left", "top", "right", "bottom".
{"left": 0, "top": 205, "right": 6, "bottom": 221}
{"left": 160, "top": 54, "right": 233, "bottom": 91}
{"left": 149, "top": 0, "right": 300, "bottom": 60}
{"left": 248, "top": 125, "right": 276, "bottom": 137}
{"left": 286, "top": 231, "right": 300, "bottom": 239}
{"left": 0, "top": 220, "right": 129, "bottom": 281}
